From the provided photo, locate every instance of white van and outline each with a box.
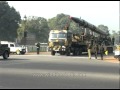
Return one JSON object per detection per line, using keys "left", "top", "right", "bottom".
{"left": 0, "top": 41, "right": 26, "bottom": 55}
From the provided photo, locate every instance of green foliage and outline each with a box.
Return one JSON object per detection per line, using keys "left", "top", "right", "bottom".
{"left": 0, "top": 1, "right": 21, "bottom": 41}
{"left": 111, "top": 30, "right": 120, "bottom": 44}
{"left": 17, "top": 16, "right": 49, "bottom": 42}
{"left": 48, "top": 13, "right": 81, "bottom": 34}
{"left": 1, "top": 2, "right": 118, "bottom": 44}
{"left": 48, "top": 13, "right": 70, "bottom": 30}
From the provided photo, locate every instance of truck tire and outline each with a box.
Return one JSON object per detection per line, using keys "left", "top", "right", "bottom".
{"left": 66, "top": 48, "right": 70, "bottom": 56}
{"left": 79, "top": 48, "right": 82, "bottom": 55}
{"left": 73, "top": 48, "right": 77, "bottom": 56}
{"left": 3, "top": 51, "right": 9, "bottom": 59}
{"left": 118, "top": 56, "right": 120, "bottom": 61}
{"left": 51, "top": 50, "right": 55, "bottom": 55}
{"left": 66, "top": 51, "right": 70, "bottom": 56}
{"left": 60, "top": 51, "right": 64, "bottom": 55}
{"left": 20, "top": 51, "right": 26, "bottom": 55}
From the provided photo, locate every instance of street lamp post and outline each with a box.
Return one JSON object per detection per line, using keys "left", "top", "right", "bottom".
{"left": 24, "top": 15, "right": 27, "bottom": 46}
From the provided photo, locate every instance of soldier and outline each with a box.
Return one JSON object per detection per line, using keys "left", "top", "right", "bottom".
{"left": 98, "top": 35, "right": 102, "bottom": 46}
{"left": 94, "top": 44, "right": 99, "bottom": 59}
{"left": 81, "top": 32, "right": 85, "bottom": 41}
{"left": 90, "top": 35, "right": 94, "bottom": 46}
{"left": 36, "top": 42, "right": 40, "bottom": 55}
{"left": 100, "top": 45, "right": 104, "bottom": 60}
{"left": 87, "top": 43, "right": 92, "bottom": 59}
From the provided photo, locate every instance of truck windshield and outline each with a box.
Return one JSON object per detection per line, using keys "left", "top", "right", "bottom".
{"left": 51, "top": 33, "right": 66, "bottom": 38}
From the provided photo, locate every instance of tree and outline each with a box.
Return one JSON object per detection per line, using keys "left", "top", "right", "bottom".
{"left": 0, "top": 1, "right": 21, "bottom": 41}
{"left": 111, "top": 30, "right": 120, "bottom": 44}
{"left": 48, "top": 13, "right": 70, "bottom": 30}
{"left": 48, "top": 13, "right": 80, "bottom": 34}
{"left": 17, "top": 16, "right": 49, "bottom": 43}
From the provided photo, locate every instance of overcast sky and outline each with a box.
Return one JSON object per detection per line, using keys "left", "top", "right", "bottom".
{"left": 7, "top": 1, "right": 119, "bottom": 33}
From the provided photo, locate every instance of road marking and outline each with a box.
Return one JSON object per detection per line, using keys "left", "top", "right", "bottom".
{"left": 0, "top": 68, "right": 119, "bottom": 81}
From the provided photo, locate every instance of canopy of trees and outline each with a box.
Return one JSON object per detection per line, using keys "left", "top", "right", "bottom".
{"left": 17, "top": 16, "right": 49, "bottom": 42}
{"left": 1, "top": 2, "right": 119, "bottom": 44}
{"left": 48, "top": 13, "right": 83, "bottom": 34}
{"left": 0, "top": 1, "right": 21, "bottom": 41}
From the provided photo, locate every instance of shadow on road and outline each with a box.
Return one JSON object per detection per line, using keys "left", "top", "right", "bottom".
{"left": 0, "top": 58, "right": 29, "bottom": 61}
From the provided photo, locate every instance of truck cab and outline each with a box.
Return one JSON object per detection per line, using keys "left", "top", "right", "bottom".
{"left": 48, "top": 30, "right": 72, "bottom": 55}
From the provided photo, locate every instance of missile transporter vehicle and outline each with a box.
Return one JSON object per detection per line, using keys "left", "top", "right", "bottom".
{"left": 48, "top": 29, "right": 91, "bottom": 56}
{"left": 48, "top": 16, "right": 113, "bottom": 56}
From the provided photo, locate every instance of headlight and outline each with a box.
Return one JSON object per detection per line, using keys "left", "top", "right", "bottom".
{"left": 62, "top": 46, "right": 66, "bottom": 48}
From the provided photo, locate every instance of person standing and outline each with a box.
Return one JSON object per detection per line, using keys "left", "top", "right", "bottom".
{"left": 36, "top": 42, "right": 40, "bottom": 55}
{"left": 87, "top": 43, "right": 92, "bottom": 59}
{"left": 100, "top": 45, "right": 104, "bottom": 60}
{"left": 94, "top": 44, "right": 99, "bottom": 59}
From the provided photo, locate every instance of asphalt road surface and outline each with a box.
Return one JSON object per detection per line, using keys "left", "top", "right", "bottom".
{"left": 0, "top": 55, "right": 119, "bottom": 89}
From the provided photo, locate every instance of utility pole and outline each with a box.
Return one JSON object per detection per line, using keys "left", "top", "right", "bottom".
{"left": 24, "top": 15, "right": 27, "bottom": 46}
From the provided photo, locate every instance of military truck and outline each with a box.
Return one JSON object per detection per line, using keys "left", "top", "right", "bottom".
{"left": 48, "top": 29, "right": 95, "bottom": 56}
{"left": 0, "top": 42, "right": 10, "bottom": 59}
{"left": 48, "top": 16, "right": 113, "bottom": 56}
{"left": 48, "top": 30, "right": 72, "bottom": 55}
{"left": 70, "top": 16, "right": 113, "bottom": 54}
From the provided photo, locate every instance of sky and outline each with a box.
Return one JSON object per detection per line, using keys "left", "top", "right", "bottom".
{"left": 7, "top": 1, "right": 119, "bottom": 33}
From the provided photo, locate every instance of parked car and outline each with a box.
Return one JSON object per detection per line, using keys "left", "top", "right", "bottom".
{"left": 0, "top": 42, "right": 10, "bottom": 59}
{"left": 1, "top": 41, "right": 26, "bottom": 55}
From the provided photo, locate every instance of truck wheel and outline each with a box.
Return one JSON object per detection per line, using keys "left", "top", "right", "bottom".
{"left": 60, "top": 52, "right": 63, "bottom": 55}
{"left": 118, "top": 56, "right": 120, "bottom": 61}
{"left": 16, "top": 50, "right": 20, "bottom": 55}
{"left": 66, "top": 48, "right": 70, "bottom": 56}
{"left": 3, "top": 51, "right": 9, "bottom": 59}
{"left": 21, "top": 52, "right": 25, "bottom": 55}
{"left": 79, "top": 48, "right": 82, "bottom": 55}
{"left": 66, "top": 51, "right": 70, "bottom": 56}
{"left": 51, "top": 51, "right": 55, "bottom": 55}
{"left": 119, "top": 58, "right": 120, "bottom": 61}
{"left": 73, "top": 48, "right": 77, "bottom": 56}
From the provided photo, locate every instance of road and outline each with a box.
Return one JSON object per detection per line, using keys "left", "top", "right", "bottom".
{"left": 0, "top": 55, "right": 119, "bottom": 89}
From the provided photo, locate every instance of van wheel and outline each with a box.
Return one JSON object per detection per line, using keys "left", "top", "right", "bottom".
{"left": 3, "top": 51, "right": 9, "bottom": 59}
{"left": 16, "top": 50, "right": 20, "bottom": 55}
